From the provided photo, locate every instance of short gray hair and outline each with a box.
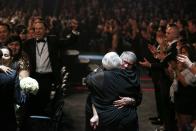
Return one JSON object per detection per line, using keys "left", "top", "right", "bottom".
{"left": 120, "top": 51, "right": 137, "bottom": 64}
{"left": 102, "top": 52, "right": 122, "bottom": 70}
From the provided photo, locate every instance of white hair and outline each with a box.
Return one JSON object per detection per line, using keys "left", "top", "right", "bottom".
{"left": 120, "top": 51, "right": 137, "bottom": 64}
{"left": 102, "top": 52, "right": 122, "bottom": 70}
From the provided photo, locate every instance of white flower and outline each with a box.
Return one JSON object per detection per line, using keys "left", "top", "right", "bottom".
{"left": 20, "top": 77, "right": 39, "bottom": 95}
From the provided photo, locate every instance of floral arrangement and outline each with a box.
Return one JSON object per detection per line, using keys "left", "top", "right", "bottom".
{"left": 20, "top": 77, "right": 39, "bottom": 95}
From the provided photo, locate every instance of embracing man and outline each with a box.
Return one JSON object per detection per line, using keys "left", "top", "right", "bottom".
{"left": 85, "top": 51, "right": 142, "bottom": 131}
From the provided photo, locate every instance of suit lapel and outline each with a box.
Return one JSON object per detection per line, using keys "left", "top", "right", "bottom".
{"left": 32, "top": 39, "right": 36, "bottom": 64}
{"left": 47, "top": 36, "right": 52, "bottom": 58}
{"left": 46, "top": 36, "right": 55, "bottom": 66}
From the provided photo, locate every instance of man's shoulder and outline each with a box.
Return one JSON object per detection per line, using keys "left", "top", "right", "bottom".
{"left": 87, "top": 70, "right": 104, "bottom": 81}
{"left": 47, "top": 35, "right": 58, "bottom": 41}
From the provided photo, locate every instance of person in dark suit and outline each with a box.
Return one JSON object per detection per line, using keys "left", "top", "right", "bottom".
{"left": 63, "top": 18, "right": 80, "bottom": 50}
{"left": 22, "top": 21, "right": 62, "bottom": 116}
{"left": 85, "top": 51, "right": 142, "bottom": 131}
{"left": 0, "top": 49, "right": 25, "bottom": 131}
{"left": 139, "top": 24, "right": 179, "bottom": 131}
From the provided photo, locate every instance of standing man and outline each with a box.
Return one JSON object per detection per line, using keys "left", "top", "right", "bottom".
{"left": 140, "top": 24, "right": 180, "bottom": 131}
{"left": 23, "top": 20, "right": 62, "bottom": 115}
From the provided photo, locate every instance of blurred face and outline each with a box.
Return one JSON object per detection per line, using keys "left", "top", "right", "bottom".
{"left": 34, "top": 22, "right": 46, "bottom": 40}
{"left": 1, "top": 48, "right": 11, "bottom": 66}
{"left": 0, "top": 25, "right": 9, "bottom": 44}
{"left": 27, "top": 28, "right": 34, "bottom": 40}
{"left": 122, "top": 60, "right": 133, "bottom": 69}
{"left": 7, "top": 41, "right": 20, "bottom": 56}
{"left": 180, "top": 47, "right": 189, "bottom": 57}
{"left": 188, "top": 21, "right": 195, "bottom": 33}
{"left": 147, "top": 23, "right": 154, "bottom": 33}
{"left": 176, "top": 20, "right": 182, "bottom": 29}
{"left": 19, "top": 33, "right": 27, "bottom": 41}
{"left": 166, "top": 27, "right": 176, "bottom": 42}
{"left": 159, "top": 19, "right": 167, "bottom": 27}
{"left": 1, "top": 48, "right": 10, "bottom": 60}
{"left": 71, "top": 19, "right": 78, "bottom": 30}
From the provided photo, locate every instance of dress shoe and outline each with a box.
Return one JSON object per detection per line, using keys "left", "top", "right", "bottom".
{"left": 151, "top": 119, "right": 163, "bottom": 125}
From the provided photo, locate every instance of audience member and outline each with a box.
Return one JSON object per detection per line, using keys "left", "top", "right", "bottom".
{"left": 20, "top": 20, "right": 63, "bottom": 131}
{"left": 0, "top": 47, "right": 25, "bottom": 131}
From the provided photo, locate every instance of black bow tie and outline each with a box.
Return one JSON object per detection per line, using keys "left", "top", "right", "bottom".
{"left": 36, "top": 39, "right": 46, "bottom": 43}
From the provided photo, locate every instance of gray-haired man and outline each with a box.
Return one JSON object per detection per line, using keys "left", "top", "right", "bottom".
{"left": 85, "top": 51, "right": 142, "bottom": 131}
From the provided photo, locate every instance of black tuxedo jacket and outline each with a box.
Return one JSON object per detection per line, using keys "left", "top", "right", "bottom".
{"left": 163, "top": 42, "right": 178, "bottom": 67}
{"left": 23, "top": 35, "right": 62, "bottom": 83}
{"left": 86, "top": 68, "right": 141, "bottom": 128}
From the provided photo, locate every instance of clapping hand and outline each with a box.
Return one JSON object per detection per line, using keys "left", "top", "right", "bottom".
{"left": 139, "top": 58, "right": 151, "bottom": 68}
{"left": 148, "top": 44, "right": 157, "bottom": 55}
{"left": 177, "top": 54, "right": 193, "bottom": 68}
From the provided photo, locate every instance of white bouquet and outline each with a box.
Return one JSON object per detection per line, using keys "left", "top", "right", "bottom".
{"left": 20, "top": 77, "right": 39, "bottom": 95}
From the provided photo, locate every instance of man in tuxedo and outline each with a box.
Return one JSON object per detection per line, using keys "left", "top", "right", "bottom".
{"left": 63, "top": 18, "right": 80, "bottom": 49}
{"left": 156, "top": 24, "right": 179, "bottom": 131}
{"left": 163, "top": 24, "right": 179, "bottom": 65}
{"left": 139, "top": 24, "right": 180, "bottom": 131}
{"left": 23, "top": 21, "right": 62, "bottom": 116}
{"left": 63, "top": 18, "right": 81, "bottom": 85}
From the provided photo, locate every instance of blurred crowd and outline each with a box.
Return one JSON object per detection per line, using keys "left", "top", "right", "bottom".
{"left": 0, "top": 0, "right": 195, "bottom": 54}
{"left": 0, "top": 0, "right": 196, "bottom": 131}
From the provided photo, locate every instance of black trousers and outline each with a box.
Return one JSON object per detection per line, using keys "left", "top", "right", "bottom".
{"left": 28, "top": 72, "right": 55, "bottom": 115}
{"left": 20, "top": 72, "right": 55, "bottom": 131}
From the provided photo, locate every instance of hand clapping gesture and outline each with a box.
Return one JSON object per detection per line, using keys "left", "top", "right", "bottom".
{"left": 177, "top": 54, "right": 193, "bottom": 68}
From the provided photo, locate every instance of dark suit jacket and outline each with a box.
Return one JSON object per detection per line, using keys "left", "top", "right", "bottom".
{"left": 86, "top": 67, "right": 141, "bottom": 130}
{"left": 23, "top": 35, "right": 62, "bottom": 84}
{"left": 162, "top": 42, "right": 178, "bottom": 67}
{"left": 0, "top": 70, "right": 19, "bottom": 131}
